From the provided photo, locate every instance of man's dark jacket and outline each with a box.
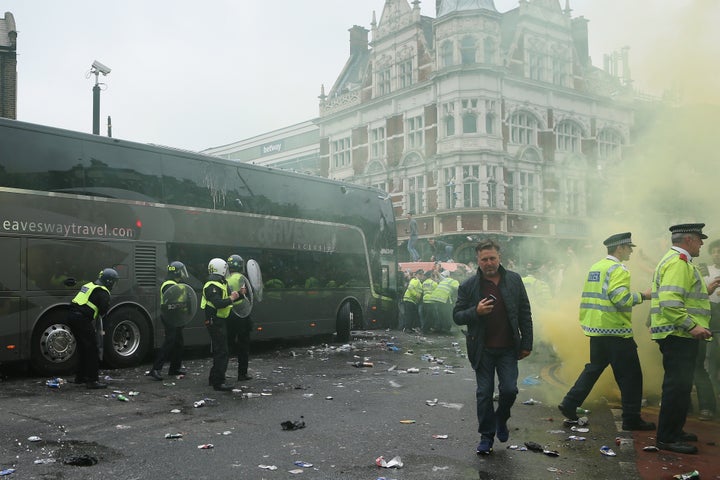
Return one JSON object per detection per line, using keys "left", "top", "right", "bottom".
{"left": 453, "top": 264, "right": 533, "bottom": 370}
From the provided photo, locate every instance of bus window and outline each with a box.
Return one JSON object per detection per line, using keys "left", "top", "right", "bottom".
{"left": 0, "top": 238, "right": 21, "bottom": 291}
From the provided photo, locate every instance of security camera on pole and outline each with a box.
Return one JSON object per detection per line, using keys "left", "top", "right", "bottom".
{"left": 89, "top": 60, "right": 111, "bottom": 135}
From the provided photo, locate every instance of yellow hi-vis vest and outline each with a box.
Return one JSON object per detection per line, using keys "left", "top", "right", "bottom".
{"left": 650, "top": 248, "right": 710, "bottom": 339}
{"left": 200, "top": 280, "right": 232, "bottom": 318}
{"left": 226, "top": 272, "right": 247, "bottom": 306}
{"left": 523, "top": 275, "right": 552, "bottom": 307}
{"left": 160, "top": 279, "right": 178, "bottom": 304}
{"left": 426, "top": 277, "right": 455, "bottom": 303}
{"left": 403, "top": 277, "right": 422, "bottom": 304}
{"left": 579, "top": 257, "right": 642, "bottom": 338}
{"left": 71, "top": 282, "right": 110, "bottom": 320}
{"left": 422, "top": 278, "right": 438, "bottom": 304}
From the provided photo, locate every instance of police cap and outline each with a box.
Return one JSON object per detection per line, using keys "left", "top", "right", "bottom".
{"left": 603, "top": 232, "right": 636, "bottom": 248}
{"left": 669, "top": 223, "right": 707, "bottom": 239}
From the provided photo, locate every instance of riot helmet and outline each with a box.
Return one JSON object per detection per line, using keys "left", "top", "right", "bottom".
{"left": 167, "top": 261, "right": 188, "bottom": 280}
{"left": 227, "top": 254, "right": 244, "bottom": 272}
{"left": 208, "top": 258, "right": 228, "bottom": 278}
{"left": 96, "top": 268, "right": 119, "bottom": 291}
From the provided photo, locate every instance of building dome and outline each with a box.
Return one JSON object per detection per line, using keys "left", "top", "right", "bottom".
{"left": 437, "top": 0, "right": 497, "bottom": 16}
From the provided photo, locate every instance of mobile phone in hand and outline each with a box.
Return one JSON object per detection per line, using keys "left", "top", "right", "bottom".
{"left": 485, "top": 294, "right": 497, "bottom": 303}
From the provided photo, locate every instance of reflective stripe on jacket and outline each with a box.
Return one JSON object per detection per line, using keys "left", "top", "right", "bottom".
{"left": 426, "top": 277, "right": 455, "bottom": 303}
{"left": 579, "top": 258, "right": 641, "bottom": 337}
{"left": 422, "top": 278, "right": 438, "bottom": 303}
{"left": 226, "top": 272, "right": 247, "bottom": 306}
{"left": 650, "top": 249, "right": 710, "bottom": 339}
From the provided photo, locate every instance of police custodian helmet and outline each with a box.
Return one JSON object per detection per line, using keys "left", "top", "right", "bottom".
{"left": 167, "top": 261, "right": 188, "bottom": 280}
{"left": 96, "top": 268, "right": 119, "bottom": 290}
{"left": 227, "top": 254, "right": 244, "bottom": 272}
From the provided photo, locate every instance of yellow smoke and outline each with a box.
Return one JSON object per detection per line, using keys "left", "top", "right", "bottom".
{"left": 538, "top": 0, "right": 720, "bottom": 407}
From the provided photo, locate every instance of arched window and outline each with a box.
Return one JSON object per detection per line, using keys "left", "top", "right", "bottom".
{"left": 462, "top": 112, "right": 477, "bottom": 133}
{"left": 556, "top": 120, "right": 583, "bottom": 153}
{"left": 485, "top": 113, "right": 495, "bottom": 134}
{"left": 461, "top": 36, "right": 476, "bottom": 65}
{"left": 441, "top": 41, "right": 454, "bottom": 68}
{"left": 509, "top": 112, "right": 539, "bottom": 145}
{"left": 462, "top": 165, "right": 480, "bottom": 208}
{"left": 597, "top": 128, "right": 624, "bottom": 160}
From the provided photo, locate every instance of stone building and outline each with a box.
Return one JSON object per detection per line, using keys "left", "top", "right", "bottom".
{"left": 0, "top": 11, "right": 18, "bottom": 120}
{"left": 317, "top": 0, "right": 635, "bottom": 264}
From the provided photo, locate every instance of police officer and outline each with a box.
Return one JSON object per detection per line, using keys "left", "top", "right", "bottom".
{"left": 651, "top": 223, "right": 716, "bottom": 454}
{"left": 558, "top": 233, "right": 655, "bottom": 431}
{"left": 226, "top": 254, "right": 253, "bottom": 381}
{"left": 201, "top": 258, "right": 240, "bottom": 392}
{"left": 401, "top": 269, "right": 423, "bottom": 330}
{"left": 420, "top": 270, "right": 438, "bottom": 333}
{"left": 67, "top": 267, "right": 118, "bottom": 389}
{"left": 148, "top": 261, "right": 190, "bottom": 381}
{"left": 425, "top": 270, "right": 459, "bottom": 333}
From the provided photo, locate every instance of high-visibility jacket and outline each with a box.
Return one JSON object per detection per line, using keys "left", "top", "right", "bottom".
{"left": 403, "top": 277, "right": 422, "bottom": 304}
{"left": 426, "top": 277, "right": 457, "bottom": 304}
{"left": 201, "top": 280, "right": 233, "bottom": 318}
{"left": 579, "top": 257, "right": 643, "bottom": 338}
{"left": 71, "top": 282, "right": 110, "bottom": 320}
{"left": 226, "top": 272, "right": 247, "bottom": 306}
{"left": 422, "top": 278, "right": 438, "bottom": 304}
{"left": 650, "top": 248, "right": 710, "bottom": 339}
{"left": 160, "top": 280, "right": 179, "bottom": 303}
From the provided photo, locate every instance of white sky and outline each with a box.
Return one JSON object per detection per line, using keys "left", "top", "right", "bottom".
{"left": 2, "top": 0, "right": 704, "bottom": 151}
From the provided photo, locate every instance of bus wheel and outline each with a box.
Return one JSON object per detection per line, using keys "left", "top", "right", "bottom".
{"left": 336, "top": 302, "right": 361, "bottom": 342}
{"left": 103, "top": 307, "right": 151, "bottom": 369}
{"left": 30, "top": 308, "right": 78, "bottom": 376}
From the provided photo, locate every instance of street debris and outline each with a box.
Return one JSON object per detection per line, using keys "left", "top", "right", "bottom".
{"left": 197, "top": 444, "right": 214, "bottom": 449}
{"left": 375, "top": 455, "right": 404, "bottom": 468}
{"left": 522, "top": 398, "right": 542, "bottom": 405}
{"left": 164, "top": 433, "right": 183, "bottom": 439}
{"left": 63, "top": 455, "right": 98, "bottom": 466}
{"left": 599, "top": 446, "right": 616, "bottom": 457}
{"left": 294, "top": 461, "right": 313, "bottom": 468}
{"left": 258, "top": 465, "right": 278, "bottom": 470}
{"left": 281, "top": 417, "right": 306, "bottom": 430}
{"left": 673, "top": 470, "right": 700, "bottom": 479}
{"left": 27, "top": 436, "right": 41, "bottom": 442}
{"left": 399, "top": 419, "right": 416, "bottom": 424}
{"left": 432, "top": 434, "right": 449, "bottom": 439}
{"left": 642, "top": 445, "right": 659, "bottom": 452}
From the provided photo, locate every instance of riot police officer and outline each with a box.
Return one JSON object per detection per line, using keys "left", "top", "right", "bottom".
{"left": 201, "top": 258, "right": 240, "bottom": 391}
{"left": 67, "top": 267, "right": 118, "bottom": 389}
{"left": 226, "top": 254, "right": 253, "bottom": 381}
{"left": 148, "top": 261, "right": 190, "bottom": 381}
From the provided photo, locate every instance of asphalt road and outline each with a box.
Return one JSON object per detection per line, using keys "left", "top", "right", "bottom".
{"left": 0, "top": 330, "right": 677, "bottom": 479}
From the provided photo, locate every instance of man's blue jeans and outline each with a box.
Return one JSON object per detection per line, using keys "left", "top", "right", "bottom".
{"left": 474, "top": 347, "right": 518, "bottom": 439}
{"left": 407, "top": 236, "right": 420, "bottom": 261}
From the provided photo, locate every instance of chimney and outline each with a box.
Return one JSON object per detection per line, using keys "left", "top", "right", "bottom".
{"left": 349, "top": 25, "right": 369, "bottom": 56}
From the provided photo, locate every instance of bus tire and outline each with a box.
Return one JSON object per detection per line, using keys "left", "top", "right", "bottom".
{"left": 102, "top": 306, "right": 151, "bottom": 369}
{"left": 336, "top": 301, "right": 363, "bottom": 342}
{"left": 30, "top": 307, "right": 78, "bottom": 376}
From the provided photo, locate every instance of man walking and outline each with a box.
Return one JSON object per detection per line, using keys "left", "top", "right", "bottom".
{"left": 454, "top": 239, "right": 533, "bottom": 455}
{"left": 651, "top": 223, "right": 717, "bottom": 454}
{"left": 558, "top": 232, "right": 655, "bottom": 431}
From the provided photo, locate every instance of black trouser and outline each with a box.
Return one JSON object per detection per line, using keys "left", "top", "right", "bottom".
{"left": 657, "top": 336, "right": 698, "bottom": 443}
{"left": 227, "top": 313, "right": 252, "bottom": 376}
{"left": 402, "top": 301, "right": 419, "bottom": 330}
{"left": 66, "top": 311, "right": 100, "bottom": 382}
{"left": 152, "top": 316, "right": 184, "bottom": 372}
{"left": 206, "top": 316, "right": 229, "bottom": 386}
{"left": 562, "top": 336, "right": 643, "bottom": 423}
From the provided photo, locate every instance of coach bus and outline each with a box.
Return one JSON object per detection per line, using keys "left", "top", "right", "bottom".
{"left": 0, "top": 118, "right": 399, "bottom": 375}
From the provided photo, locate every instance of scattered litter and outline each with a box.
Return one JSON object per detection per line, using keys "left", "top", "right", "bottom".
{"left": 294, "top": 461, "right": 313, "bottom": 468}
{"left": 524, "top": 441, "right": 544, "bottom": 452}
{"left": 673, "top": 470, "right": 700, "bottom": 479}
{"left": 522, "top": 375, "right": 541, "bottom": 385}
{"left": 221, "top": 431, "right": 232, "bottom": 436}
{"left": 288, "top": 469, "right": 303, "bottom": 474}
{"left": 281, "top": 417, "right": 306, "bottom": 431}
{"left": 170, "top": 409, "right": 181, "bottom": 414}
{"left": 568, "top": 436, "right": 586, "bottom": 441}
{"left": 405, "top": 367, "right": 420, "bottom": 373}
{"left": 115, "top": 394, "right": 129, "bottom": 402}
{"left": 46, "top": 377, "right": 65, "bottom": 388}
{"left": 128, "top": 391, "right": 140, "bottom": 396}
{"left": 576, "top": 407, "right": 591, "bottom": 414}
{"left": 426, "top": 399, "right": 438, "bottom": 406}
{"left": 642, "top": 445, "right": 659, "bottom": 452}
{"left": 389, "top": 380, "right": 402, "bottom": 388}
{"left": 522, "top": 398, "right": 541, "bottom": 405}
{"left": 564, "top": 416, "right": 589, "bottom": 426}
{"left": 548, "top": 430, "right": 566, "bottom": 434}
{"left": 570, "top": 426, "right": 589, "bottom": 433}
{"left": 399, "top": 419, "right": 415, "bottom": 424}
{"left": 33, "top": 458, "right": 56, "bottom": 465}
{"left": 432, "top": 434, "right": 449, "bottom": 439}
{"left": 194, "top": 398, "right": 218, "bottom": 408}
{"left": 165, "top": 433, "right": 183, "bottom": 439}
{"left": 325, "top": 396, "right": 333, "bottom": 400}
{"left": 162, "top": 382, "right": 176, "bottom": 387}
{"left": 115, "top": 424, "right": 131, "bottom": 430}
{"left": 258, "top": 464, "right": 278, "bottom": 470}
{"left": 352, "top": 361, "right": 374, "bottom": 368}
{"left": 600, "top": 446, "right": 616, "bottom": 457}
{"left": 543, "top": 449, "right": 560, "bottom": 457}
{"left": 432, "top": 466, "right": 449, "bottom": 471}
{"left": 0, "top": 469, "right": 15, "bottom": 476}
{"left": 63, "top": 455, "right": 98, "bottom": 466}
{"left": 27, "top": 436, "right": 41, "bottom": 442}
{"left": 375, "top": 456, "right": 404, "bottom": 468}
{"left": 197, "top": 444, "right": 214, "bottom": 449}
{"left": 507, "top": 445, "right": 527, "bottom": 451}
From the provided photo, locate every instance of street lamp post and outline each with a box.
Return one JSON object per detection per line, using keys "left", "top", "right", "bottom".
{"left": 90, "top": 60, "right": 111, "bottom": 135}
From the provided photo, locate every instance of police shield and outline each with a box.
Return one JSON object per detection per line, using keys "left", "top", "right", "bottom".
{"left": 161, "top": 283, "right": 198, "bottom": 327}
{"left": 231, "top": 276, "right": 254, "bottom": 318}
{"left": 246, "top": 259, "right": 263, "bottom": 302}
